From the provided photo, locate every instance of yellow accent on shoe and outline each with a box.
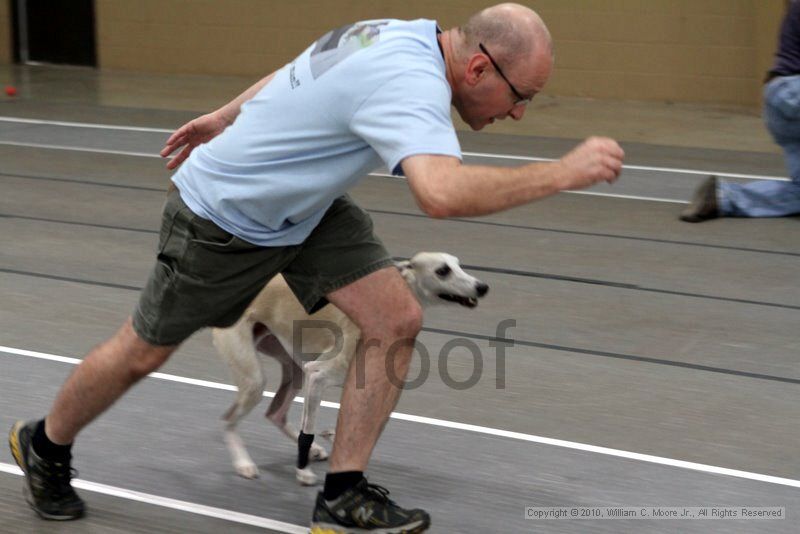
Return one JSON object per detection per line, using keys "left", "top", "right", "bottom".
{"left": 309, "top": 527, "right": 344, "bottom": 534}
{"left": 8, "top": 421, "right": 25, "bottom": 471}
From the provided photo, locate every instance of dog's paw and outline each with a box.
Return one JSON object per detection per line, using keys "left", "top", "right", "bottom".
{"left": 310, "top": 443, "right": 328, "bottom": 461}
{"left": 296, "top": 466, "right": 319, "bottom": 486}
{"left": 234, "top": 461, "right": 260, "bottom": 479}
{"left": 320, "top": 429, "right": 335, "bottom": 442}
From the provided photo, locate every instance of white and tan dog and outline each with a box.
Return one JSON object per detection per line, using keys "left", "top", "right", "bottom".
{"left": 212, "top": 252, "right": 489, "bottom": 485}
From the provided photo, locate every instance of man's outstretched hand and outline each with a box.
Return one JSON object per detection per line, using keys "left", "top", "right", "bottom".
{"left": 160, "top": 112, "right": 232, "bottom": 170}
{"left": 557, "top": 137, "right": 625, "bottom": 191}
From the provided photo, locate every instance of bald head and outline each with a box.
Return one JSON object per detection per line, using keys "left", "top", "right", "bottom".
{"left": 440, "top": 4, "right": 554, "bottom": 129}
{"left": 460, "top": 3, "right": 552, "bottom": 65}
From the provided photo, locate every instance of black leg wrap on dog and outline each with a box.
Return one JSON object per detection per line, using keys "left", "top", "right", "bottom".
{"left": 297, "top": 431, "right": 315, "bottom": 469}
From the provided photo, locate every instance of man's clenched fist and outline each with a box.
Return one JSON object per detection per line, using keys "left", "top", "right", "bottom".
{"left": 557, "top": 137, "right": 625, "bottom": 191}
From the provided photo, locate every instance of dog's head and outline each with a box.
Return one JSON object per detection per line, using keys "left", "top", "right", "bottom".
{"left": 395, "top": 252, "right": 489, "bottom": 309}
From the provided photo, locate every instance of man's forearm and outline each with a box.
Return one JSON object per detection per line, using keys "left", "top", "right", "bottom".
{"left": 410, "top": 161, "right": 567, "bottom": 218}
{"left": 405, "top": 137, "right": 623, "bottom": 218}
{"left": 216, "top": 71, "right": 277, "bottom": 124}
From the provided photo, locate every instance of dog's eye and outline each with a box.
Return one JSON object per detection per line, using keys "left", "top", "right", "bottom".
{"left": 435, "top": 265, "right": 451, "bottom": 277}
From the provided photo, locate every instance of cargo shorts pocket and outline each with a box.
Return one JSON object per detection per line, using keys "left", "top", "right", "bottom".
{"left": 182, "top": 215, "right": 256, "bottom": 281}
{"left": 157, "top": 192, "right": 192, "bottom": 255}
{"left": 188, "top": 215, "right": 238, "bottom": 248}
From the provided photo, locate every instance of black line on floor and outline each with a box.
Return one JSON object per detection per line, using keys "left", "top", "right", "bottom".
{"left": 2, "top": 215, "right": 796, "bottom": 310}
{"left": 0, "top": 268, "right": 141, "bottom": 291}
{"left": 1, "top": 267, "right": 797, "bottom": 386}
{"left": 456, "top": 264, "right": 800, "bottom": 311}
{"left": 456, "top": 264, "right": 638, "bottom": 289}
{"left": 0, "top": 171, "right": 165, "bottom": 192}
{"left": 0, "top": 213, "right": 156, "bottom": 234}
{"left": 391, "top": 258, "right": 799, "bottom": 311}
{"left": 2, "top": 170, "right": 798, "bottom": 257}
{"left": 371, "top": 209, "right": 800, "bottom": 258}
{"left": 422, "top": 327, "right": 800, "bottom": 386}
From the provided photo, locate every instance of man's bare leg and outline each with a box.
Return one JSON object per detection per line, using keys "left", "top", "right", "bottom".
{"left": 309, "top": 267, "right": 430, "bottom": 532}
{"left": 9, "top": 317, "right": 178, "bottom": 520}
{"left": 325, "top": 267, "right": 423, "bottom": 473}
{"left": 45, "top": 317, "right": 177, "bottom": 445}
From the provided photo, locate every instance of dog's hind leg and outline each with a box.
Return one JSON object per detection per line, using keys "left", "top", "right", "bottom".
{"left": 260, "top": 337, "right": 329, "bottom": 465}
{"left": 295, "top": 360, "right": 338, "bottom": 485}
{"left": 262, "top": 339, "right": 302, "bottom": 440}
{"left": 214, "top": 322, "right": 268, "bottom": 479}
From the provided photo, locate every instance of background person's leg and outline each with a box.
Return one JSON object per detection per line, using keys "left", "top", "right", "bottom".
{"left": 718, "top": 138, "right": 800, "bottom": 217}
{"left": 719, "top": 178, "right": 800, "bottom": 218}
{"left": 719, "top": 76, "right": 800, "bottom": 218}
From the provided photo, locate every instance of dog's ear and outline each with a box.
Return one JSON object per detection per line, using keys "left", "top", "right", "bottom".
{"left": 394, "top": 260, "right": 412, "bottom": 272}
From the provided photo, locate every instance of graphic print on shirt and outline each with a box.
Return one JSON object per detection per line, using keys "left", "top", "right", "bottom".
{"left": 310, "top": 21, "right": 389, "bottom": 79}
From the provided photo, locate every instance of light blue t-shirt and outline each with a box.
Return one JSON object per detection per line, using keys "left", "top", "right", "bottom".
{"left": 173, "top": 18, "right": 461, "bottom": 246}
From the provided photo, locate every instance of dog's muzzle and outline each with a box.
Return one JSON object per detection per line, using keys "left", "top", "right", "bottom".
{"left": 438, "top": 294, "right": 479, "bottom": 308}
{"left": 439, "top": 293, "right": 478, "bottom": 308}
{"left": 438, "top": 282, "right": 488, "bottom": 308}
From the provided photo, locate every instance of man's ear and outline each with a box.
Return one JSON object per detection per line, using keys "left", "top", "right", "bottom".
{"left": 464, "top": 53, "right": 490, "bottom": 86}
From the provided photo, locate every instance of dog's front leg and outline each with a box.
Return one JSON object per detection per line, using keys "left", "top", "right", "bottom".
{"left": 215, "top": 325, "right": 268, "bottom": 479}
{"left": 223, "top": 428, "right": 260, "bottom": 479}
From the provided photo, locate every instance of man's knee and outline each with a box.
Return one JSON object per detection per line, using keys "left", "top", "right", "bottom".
{"left": 328, "top": 267, "right": 423, "bottom": 342}
{"left": 118, "top": 318, "right": 177, "bottom": 379}
{"left": 396, "top": 302, "right": 423, "bottom": 339}
{"left": 126, "top": 346, "right": 173, "bottom": 379}
{"left": 367, "top": 298, "right": 423, "bottom": 341}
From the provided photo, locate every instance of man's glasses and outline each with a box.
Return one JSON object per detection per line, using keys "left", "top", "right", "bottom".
{"left": 479, "top": 43, "right": 530, "bottom": 106}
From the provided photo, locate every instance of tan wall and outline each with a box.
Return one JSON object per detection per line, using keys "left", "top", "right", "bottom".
{"left": 0, "top": 0, "right": 11, "bottom": 64}
{"left": 539, "top": 0, "right": 785, "bottom": 106}
{"left": 755, "top": 0, "right": 788, "bottom": 85}
{"left": 94, "top": 1, "right": 478, "bottom": 77}
{"left": 2, "top": 0, "right": 780, "bottom": 107}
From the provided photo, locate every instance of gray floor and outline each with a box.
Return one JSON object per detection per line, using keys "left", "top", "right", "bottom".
{"left": 1, "top": 96, "right": 799, "bottom": 533}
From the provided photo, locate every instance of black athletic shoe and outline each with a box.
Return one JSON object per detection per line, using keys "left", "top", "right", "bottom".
{"left": 8, "top": 420, "right": 85, "bottom": 520}
{"left": 680, "top": 175, "right": 719, "bottom": 222}
{"left": 310, "top": 478, "right": 430, "bottom": 533}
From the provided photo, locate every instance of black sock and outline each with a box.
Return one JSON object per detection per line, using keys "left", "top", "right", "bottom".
{"left": 323, "top": 471, "right": 364, "bottom": 501}
{"left": 31, "top": 419, "right": 72, "bottom": 463}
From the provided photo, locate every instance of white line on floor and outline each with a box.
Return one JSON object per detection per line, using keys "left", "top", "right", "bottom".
{"left": 0, "top": 116, "right": 173, "bottom": 133}
{"left": 0, "top": 115, "right": 788, "bottom": 182}
{"left": 3, "top": 345, "right": 800, "bottom": 490}
{"left": 0, "top": 140, "right": 158, "bottom": 158}
{"left": 0, "top": 463, "right": 306, "bottom": 533}
{"left": 0, "top": 140, "right": 687, "bottom": 204}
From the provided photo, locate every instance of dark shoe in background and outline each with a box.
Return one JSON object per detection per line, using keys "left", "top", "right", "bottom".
{"left": 680, "top": 175, "right": 719, "bottom": 222}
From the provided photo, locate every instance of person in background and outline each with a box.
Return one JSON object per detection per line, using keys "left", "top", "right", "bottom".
{"left": 681, "top": 0, "right": 800, "bottom": 222}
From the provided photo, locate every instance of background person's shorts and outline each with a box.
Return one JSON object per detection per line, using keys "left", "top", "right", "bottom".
{"left": 132, "top": 189, "right": 392, "bottom": 346}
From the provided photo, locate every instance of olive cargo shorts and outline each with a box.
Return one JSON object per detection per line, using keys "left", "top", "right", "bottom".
{"left": 132, "top": 189, "right": 392, "bottom": 346}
